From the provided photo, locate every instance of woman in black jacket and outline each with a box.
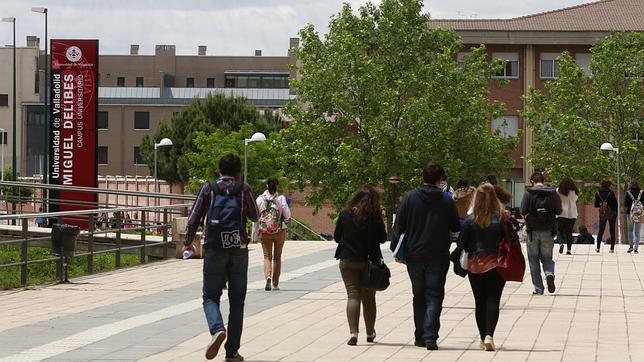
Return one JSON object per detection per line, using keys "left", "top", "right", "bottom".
{"left": 458, "top": 183, "right": 517, "bottom": 351}
{"left": 595, "top": 179, "right": 618, "bottom": 253}
{"left": 334, "top": 186, "right": 387, "bottom": 346}
{"left": 625, "top": 180, "right": 642, "bottom": 253}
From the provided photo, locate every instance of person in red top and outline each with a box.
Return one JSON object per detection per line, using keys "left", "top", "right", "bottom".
{"left": 184, "top": 153, "right": 259, "bottom": 361}
{"left": 458, "top": 183, "right": 518, "bottom": 352}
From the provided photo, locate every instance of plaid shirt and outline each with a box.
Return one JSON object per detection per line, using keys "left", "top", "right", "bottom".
{"left": 184, "top": 176, "right": 259, "bottom": 246}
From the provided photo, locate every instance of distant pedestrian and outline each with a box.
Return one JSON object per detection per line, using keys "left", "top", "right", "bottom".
{"left": 391, "top": 163, "right": 460, "bottom": 350}
{"left": 439, "top": 174, "right": 454, "bottom": 196}
{"left": 453, "top": 179, "right": 475, "bottom": 225}
{"left": 255, "top": 177, "right": 291, "bottom": 291}
{"left": 625, "top": 180, "right": 642, "bottom": 254}
{"left": 35, "top": 207, "right": 46, "bottom": 228}
{"left": 520, "top": 172, "right": 562, "bottom": 295}
{"left": 556, "top": 178, "right": 579, "bottom": 255}
{"left": 595, "top": 179, "right": 618, "bottom": 253}
{"left": 184, "top": 153, "right": 259, "bottom": 361}
{"left": 334, "top": 185, "right": 387, "bottom": 346}
{"left": 484, "top": 174, "right": 512, "bottom": 205}
{"left": 458, "top": 183, "right": 517, "bottom": 351}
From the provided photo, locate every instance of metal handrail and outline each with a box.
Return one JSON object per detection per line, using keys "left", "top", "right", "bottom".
{"left": 0, "top": 203, "right": 193, "bottom": 221}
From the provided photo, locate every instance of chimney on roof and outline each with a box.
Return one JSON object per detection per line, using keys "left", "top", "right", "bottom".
{"left": 198, "top": 45, "right": 207, "bottom": 56}
{"left": 26, "top": 36, "right": 40, "bottom": 48}
{"left": 255, "top": 49, "right": 262, "bottom": 56}
{"left": 130, "top": 44, "right": 139, "bottom": 55}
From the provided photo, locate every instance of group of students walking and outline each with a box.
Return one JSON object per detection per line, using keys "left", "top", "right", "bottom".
{"left": 181, "top": 153, "right": 642, "bottom": 359}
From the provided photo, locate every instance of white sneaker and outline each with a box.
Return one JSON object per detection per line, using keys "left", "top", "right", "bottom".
{"left": 483, "top": 335, "right": 495, "bottom": 351}
{"left": 205, "top": 330, "right": 226, "bottom": 360}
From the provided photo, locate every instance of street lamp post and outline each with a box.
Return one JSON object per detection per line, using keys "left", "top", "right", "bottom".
{"left": 0, "top": 128, "right": 5, "bottom": 180}
{"left": 243, "top": 132, "right": 266, "bottom": 185}
{"left": 600, "top": 142, "right": 622, "bottom": 244}
{"left": 2, "top": 17, "right": 16, "bottom": 224}
{"left": 154, "top": 138, "right": 172, "bottom": 223}
{"left": 32, "top": 7, "right": 48, "bottom": 195}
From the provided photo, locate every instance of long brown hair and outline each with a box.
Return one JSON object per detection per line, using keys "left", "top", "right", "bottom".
{"left": 558, "top": 177, "right": 579, "bottom": 196}
{"left": 472, "top": 183, "right": 502, "bottom": 229}
{"left": 346, "top": 185, "right": 383, "bottom": 227}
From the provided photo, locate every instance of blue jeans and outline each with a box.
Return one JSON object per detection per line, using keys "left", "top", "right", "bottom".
{"left": 627, "top": 217, "right": 642, "bottom": 251}
{"left": 527, "top": 230, "right": 555, "bottom": 293}
{"left": 406, "top": 258, "right": 449, "bottom": 342}
{"left": 202, "top": 245, "right": 248, "bottom": 357}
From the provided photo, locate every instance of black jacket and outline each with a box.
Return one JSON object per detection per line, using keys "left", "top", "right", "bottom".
{"left": 458, "top": 214, "right": 518, "bottom": 257}
{"left": 334, "top": 210, "right": 387, "bottom": 261}
{"left": 594, "top": 187, "right": 618, "bottom": 217}
{"left": 625, "top": 187, "right": 642, "bottom": 215}
{"left": 520, "top": 185, "right": 562, "bottom": 232}
{"left": 390, "top": 184, "right": 460, "bottom": 262}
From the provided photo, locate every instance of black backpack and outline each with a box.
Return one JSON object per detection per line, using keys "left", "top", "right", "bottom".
{"left": 205, "top": 181, "right": 244, "bottom": 249}
{"left": 527, "top": 189, "right": 556, "bottom": 231}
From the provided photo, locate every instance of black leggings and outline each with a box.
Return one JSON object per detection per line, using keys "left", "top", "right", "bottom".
{"left": 468, "top": 268, "right": 505, "bottom": 340}
{"left": 597, "top": 217, "right": 616, "bottom": 250}
{"left": 557, "top": 217, "right": 576, "bottom": 251}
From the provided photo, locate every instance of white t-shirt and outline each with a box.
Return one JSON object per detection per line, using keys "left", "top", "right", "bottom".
{"left": 557, "top": 189, "right": 578, "bottom": 219}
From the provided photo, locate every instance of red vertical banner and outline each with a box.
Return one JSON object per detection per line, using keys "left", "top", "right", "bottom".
{"left": 49, "top": 40, "right": 99, "bottom": 227}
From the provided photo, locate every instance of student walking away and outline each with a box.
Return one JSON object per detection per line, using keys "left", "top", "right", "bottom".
{"left": 453, "top": 179, "right": 476, "bottom": 225}
{"left": 183, "top": 153, "right": 259, "bottom": 361}
{"left": 556, "top": 178, "right": 579, "bottom": 255}
{"left": 333, "top": 186, "right": 387, "bottom": 346}
{"left": 520, "top": 172, "right": 562, "bottom": 295}
{"left": 484, "top": 174, "right": 512, "bottom": 205}
{"left": 255, "top": 177, "right": 291, "bottom": 291}
{"left": 391, "top": 163, "right": 460, "bottom": 350}
{"left": 458, "top": 183, "right": 518, "bottom": 351}
{"left": 595, "top": 180, "right": 618, "bottom": 253}
{"left": 625, "top": 180, "right": 642, "bottom": 254}
{"left": 35, "top": 207, "right": 46, "bottom": 227}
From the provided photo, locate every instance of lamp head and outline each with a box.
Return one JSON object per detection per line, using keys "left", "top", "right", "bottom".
{"left": 155, "top": 138, "right": 173, "bottom": 148}
{"left": 388, "top": 176, "right": 400, "bottom": 184}
{"left": 1, "top": 17, "right": 16, "bottom": 23}
{"left": 31, "top": 7, "right": 48, "bottom": 14}
{"left": 600, "top": 142, "right": 614, "bottom": 152}
{"left": 248, "top": 132, "right": 267, "bottom": 143}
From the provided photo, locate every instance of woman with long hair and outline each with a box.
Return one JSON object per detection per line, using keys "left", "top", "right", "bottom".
{"left": 333, "top": 186, "right": 387, "bottom": 346}
{"left": 595, "top": 179, "right": 618, "bottom": 253}
{"left": 255, "top": 177, "right": 291, "bottom": 291}
{"left": 625, "top": 179, "right": 642, "bottom": 254}
{"left": 557, "top": 177, "right": 579, "bottom": 255}
{"left": 458, "top": 183, "right": 517, "bottom": 351}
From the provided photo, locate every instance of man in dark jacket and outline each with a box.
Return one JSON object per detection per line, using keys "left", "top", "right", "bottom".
{"left": 520, "top": 172, "right": 562, "bottom": 295}
{"left": 391, "top": 163, "right": 460, "bottom": 350}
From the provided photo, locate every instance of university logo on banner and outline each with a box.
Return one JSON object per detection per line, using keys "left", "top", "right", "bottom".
{"left": 49, "top": 39, "right": 99, "bottom": 227}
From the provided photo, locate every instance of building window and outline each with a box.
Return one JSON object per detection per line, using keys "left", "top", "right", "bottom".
{"left": 225, "top": 77, "right": 235, "bottom": 88}
{"left": 186, "top": 77, "right": 195, "bottom": 88}
{"left": 117, "top": 77, "right": 125, "bottom": 87}
{"left": 134, "top": 112, "right": 150, "bottom": 130}
{"left": 540, "top": 53, "right": 561, "bottom": 79}
{"left": 492, "top": 116, "right": 519, "bottom": 139}
{"left": 97, "top": 111, "right": 109, "bottom": 130}
{"left": 134, "top": 146, "right": 145, "bottom": 165}
{"left": 456, "top": 52, "right": 467, "bottom": 70}
{"left": 224, "top": 75, "right": 289, "bottom": 89}
{"left": 0, "top": 130, "right": 7, "bottom": 145}
{"left": 207, "top": 78, "right": 215, "bottom": 88}
{"left": 0, "top": 94, "right": 8, "bottom": 107}
{"left": 492, "top": 53, "right": 519, "bottom": 79}
{"left": 97, "top": 146, "right": 108, "bottom": 165}
{"left": 136, "top": 77, "right": 144, "bottom": 87}
{"left": 575, "top": 53, "right": 592, "bottom": 77}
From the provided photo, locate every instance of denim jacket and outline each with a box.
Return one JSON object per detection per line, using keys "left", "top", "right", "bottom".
{"left": 458, "top": 214, "right": 517, "bottom": 257}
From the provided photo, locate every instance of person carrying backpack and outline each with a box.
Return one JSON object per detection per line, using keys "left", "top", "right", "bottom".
{"left": 255, "top": 177, "right": 291, "bottom": 291}
{"left": 594, "top": 179, "right": 618, "bottom": 253}
{"left": 183, "top": 153, "right": 259, "bottom": 361}
{"left": 520, "top": 172, "right": 562, "bottom": 295}
{"left": 625, "top": 180, "right": 642, "bottom": 254}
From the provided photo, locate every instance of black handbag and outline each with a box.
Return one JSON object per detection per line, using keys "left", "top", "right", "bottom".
{"left": 361, "top": 259, "right": 391, "bottom": 291}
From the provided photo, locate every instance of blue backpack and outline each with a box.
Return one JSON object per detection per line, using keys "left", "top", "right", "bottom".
{"left": 205, "top": 181, "right": 244, "bottom": 249}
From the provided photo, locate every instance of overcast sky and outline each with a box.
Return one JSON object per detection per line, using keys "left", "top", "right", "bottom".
{"left": 1, "top": 0, "right": 590, "bottom": 56}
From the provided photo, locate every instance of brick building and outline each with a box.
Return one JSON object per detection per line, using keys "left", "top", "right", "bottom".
{"left": 429, "top": 0, "right": 644, "bottom": 207}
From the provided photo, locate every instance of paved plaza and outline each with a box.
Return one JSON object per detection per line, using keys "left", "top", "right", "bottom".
{"left": 0, "top": 241, "right": 643, "bottom": 361}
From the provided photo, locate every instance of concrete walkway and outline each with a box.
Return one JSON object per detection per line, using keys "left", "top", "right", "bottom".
{"left": 0, "top": 241, "right": 643, "bottom": 361}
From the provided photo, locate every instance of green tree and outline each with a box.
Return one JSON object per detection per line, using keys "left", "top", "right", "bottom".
{"left": 139, "top": 93, "right": 283, "bottom": 183}
{"left": 186, "top": 123, "right": 286, "bottom": 195}
{"left": 283, "top": 0, "right": 516, "bottom": 214}
{"left": 524, "top": 32, "right": 643, "bottom": 194}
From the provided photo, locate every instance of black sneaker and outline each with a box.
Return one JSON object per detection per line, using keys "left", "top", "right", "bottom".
{"left": 532, "top": 290, "right": 544, "bottom": 295}
{"left": 627, "top": 247, "right": 633, "bottom": 253}
{"left": 426, "top": 340, "right": 438, "bottom": 350}
{"left": 347, "top": 336, "right": 357, "bottom": 346}
{"left": 225, "top": 353, "right": 244, "bottom": 361}
{"left": 635, "top": 250, "right": 639, "bottom": 254}
{"left": 265, "top": 278, "right": 272, "bottom": 291}
{"left": 559, "top": 244, "right": 564, "bottom": 254}
{"left": 566, "top": 251, "right": 571, "bottom": 255}
{"left": 414, "top": 340, "right": 425, "bottom": 347}
{"left": 546, "top": 275, "right": 556, "bottom": 293}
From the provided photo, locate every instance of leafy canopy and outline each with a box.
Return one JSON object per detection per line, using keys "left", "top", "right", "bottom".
{"left": 283, "top": 0, "right": 516, "bottom": 213}
{"left": 524, "top": 32, "right": 643, "bottom": 193}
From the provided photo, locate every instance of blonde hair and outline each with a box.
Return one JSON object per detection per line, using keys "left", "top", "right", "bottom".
{"left": 472, "top": 183, "right": 503, "bottom": 229}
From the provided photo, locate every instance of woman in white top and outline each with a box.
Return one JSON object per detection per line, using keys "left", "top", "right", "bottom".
{"left": 255, "top": 177, "right": 291, "bottom": 291}
{"left": 556, "top": 177, "right": 579, "bottom": 255}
